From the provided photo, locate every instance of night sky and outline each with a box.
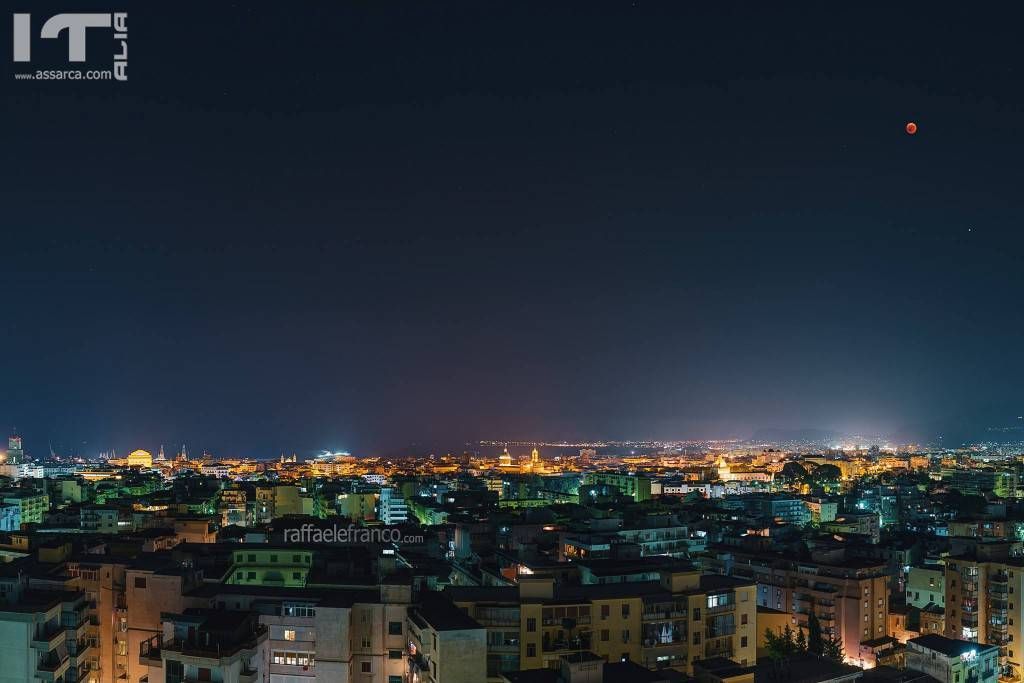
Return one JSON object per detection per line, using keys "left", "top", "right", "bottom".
{"left": 3, "top": 2, "right": 1024, "bottom": 456}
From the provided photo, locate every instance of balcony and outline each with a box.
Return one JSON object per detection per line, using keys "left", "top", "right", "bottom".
{"left": 161, "top": 626, "right": 268, "bottom": 660}
{"left": 705, "top": 641, "right": 734, "bottom": 659}
{"left": 36, "top": 652, "right": 70, "bottom": 681}
{"left": 706, "top": 624, "right": 737, "bottom": 638}
{"left": 707, "top": 599, "right": 735, "bottom": 615}
{"left": 139, "top": 635, "right": 162, "bottom": 668}
{"left": 542, "top": 634, "right": 592, "bottom": 653}
{"left": 32, "top": 625, "right": 66, "bottom": 651}
{"left": 69, "top": 639, "right": 95, "bottom": 661}
{"left": 488, "top": 642, "right": 519, "bottom": 654}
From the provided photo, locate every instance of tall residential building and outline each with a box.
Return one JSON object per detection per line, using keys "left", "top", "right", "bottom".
{"left": 943, "top": 544, "right": 1024, "bottom": 680}
{"left": 139, "top": 610, "right": 266, "bottom": 683}
{"left": 448, "top": 568, "right": 756, "bottom": 680}
{"left": 705, "top": 545, "right": 888, "bottom": 663}
{"left": 0, "top": 589, "right": 92, "bottom": 683}
{"left": 408, "top": 593, "right": 487, "bottom": 683}
{"left": 67, "top": 557, "right": 131, "bottom": 683}
{"left": 379, "top": 487, "right": 408, "bottom": 525}
{"left": 147, "top": 582, "right": 415, "bottom": 683}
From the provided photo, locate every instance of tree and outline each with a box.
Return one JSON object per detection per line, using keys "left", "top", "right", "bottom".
{"left": 782, "top": 462, "right": 808, "bottom": 480}
{"left": 813, "top": 464, "right": 842, "bottom": 482}
{"left": 794, "top": 625, "right": 808, "bottom": 653}
{"left": 822, "top": 632, "right": 844, "bottom": 662}
{"left": 764, "top": 624, "right": 799, "bottom": 661}
{"left": 807, "top": 611, "right": 824, "bottom": 656}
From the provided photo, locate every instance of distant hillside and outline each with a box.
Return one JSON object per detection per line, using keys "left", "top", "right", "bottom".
{"left": 749, "top": 428, "right": 840, "bottom": 444}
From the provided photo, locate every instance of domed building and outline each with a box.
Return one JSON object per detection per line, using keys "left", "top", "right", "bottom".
{"left": 126, "top": 449, "right": 153, "bottom": 468}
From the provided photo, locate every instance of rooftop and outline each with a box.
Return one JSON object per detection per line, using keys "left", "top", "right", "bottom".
{"left": 908, "top": 634, "right": 998, "bottom": 658}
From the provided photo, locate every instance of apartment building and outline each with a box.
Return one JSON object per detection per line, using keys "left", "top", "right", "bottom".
{"left": 448, "top": 569, "right": 756, "bottom": 680}
{"left": 139, "top": 610, "right": 266, "bottom": 683}
{"left": 820, "top": 512, "right": 881, "bottom": 544}
{"left": 0, "top": 589, "right": 91, "bottom": 683}
{"left": 408, "top": 593, "right": 487, "bottom": 683}
{"left": 219, "top": 488, "right": 249, "bottom": 527}
{"left": 66, "top": 557, "right": 132, "bottom": 683}
{"left": 906, "top": 566, "right": 945, "bottom": 610}
{"left": 705, "top": 544, "right": 888, "bottom": 660}
{"left": 80, "top": 505, "right": 122, "bottom": 534}
{"left": 805, "top": 498, "right": 839, "bottom": 525}
{"left": 943, "top": 544, "right": 1024, "bottom": 680}
{"left": 227, "top": 546, "right": 314, "bottom": 588}
{"left": 124, "top": 563, "right": 199, "bottom": 683}
{"left": 2, "top": 490, "right": 49, "bottom": 525}
{"left": 582, "top": 473, "right": 652, "bottom": 502}
{"left": 738, "top": 495, "right": 811, "bottom": 527}
{"left": 181, "top": 582, "right": 413, "bottom": 683}
{"left": 379, "top": 488, "right": 408, "bottom": 525}
{"left": 906, "top": 635, "right": 998, "bottom": 683}
{"left": 0, "top": 502, "right": 21, "bottom": 531}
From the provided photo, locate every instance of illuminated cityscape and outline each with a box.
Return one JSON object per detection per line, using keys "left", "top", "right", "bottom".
{"left": 0, "top": 435, "right": 1024, "bottom": 683}
{"left": 5, "top": 3, "right": 1024, "bottom": 683}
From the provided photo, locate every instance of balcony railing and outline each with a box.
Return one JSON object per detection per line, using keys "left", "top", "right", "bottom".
{"left": 705, "top": 642, "right": 734, "bottom": 659}
{"left": 32, "top": 625, "right": 66, "bottom": 650}
{"left": 139, "top": 634, "right": 162, "bottom": 666}
{"left": 37, "top": 652, "right": 68, "bottom": 672}
{"left": 542, "top": 635, "right": 592, "bottom": 653}
{"left": 161, "top": 625, "right": 268, "bottom": 659}
{"left": 707, "top": 602, "right": 735, "bottom": 615}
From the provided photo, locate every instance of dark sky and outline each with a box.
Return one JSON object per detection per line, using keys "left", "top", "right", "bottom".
{"left": 3, "top": 2, "right": 1024, "bottom": 456}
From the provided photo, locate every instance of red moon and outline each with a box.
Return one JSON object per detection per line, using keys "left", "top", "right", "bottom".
{"left": 906, "top": 122, "right": 918, "bottom": 135}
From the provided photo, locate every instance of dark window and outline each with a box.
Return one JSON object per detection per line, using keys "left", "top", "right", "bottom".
{"left": 741, "top": 636, "right": 748, "bottom": 647}
{"left": 527, "top": 643, "right": 536, "bottom": 657}
{"left": 134, "top": 577, "right": 146, "bottom": 589}
{"left": 293, "top": 555, "right": 301, "bottom": 563}
{"left": 270, "top": 555, "right": 278, "bottom": 563}
{"left": 388, "top": 650, "right": 402, "bottom": 660}
{"left": 526, "top": 618, "right": 536, "bottom": 632}
{"left": 388, "top": 621, "right": 403, "bottom": 635}
{"left": 248, "top": 554, "right": 256, "bottom": 562}
{"left": 621, "top": 604, "right": 630, "bottom": 618}
{"left": 361, "top": 662, "right": 371, "bottom": 673}
{"left": 601, "top": 605, "right": 609, "bottom": 619}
